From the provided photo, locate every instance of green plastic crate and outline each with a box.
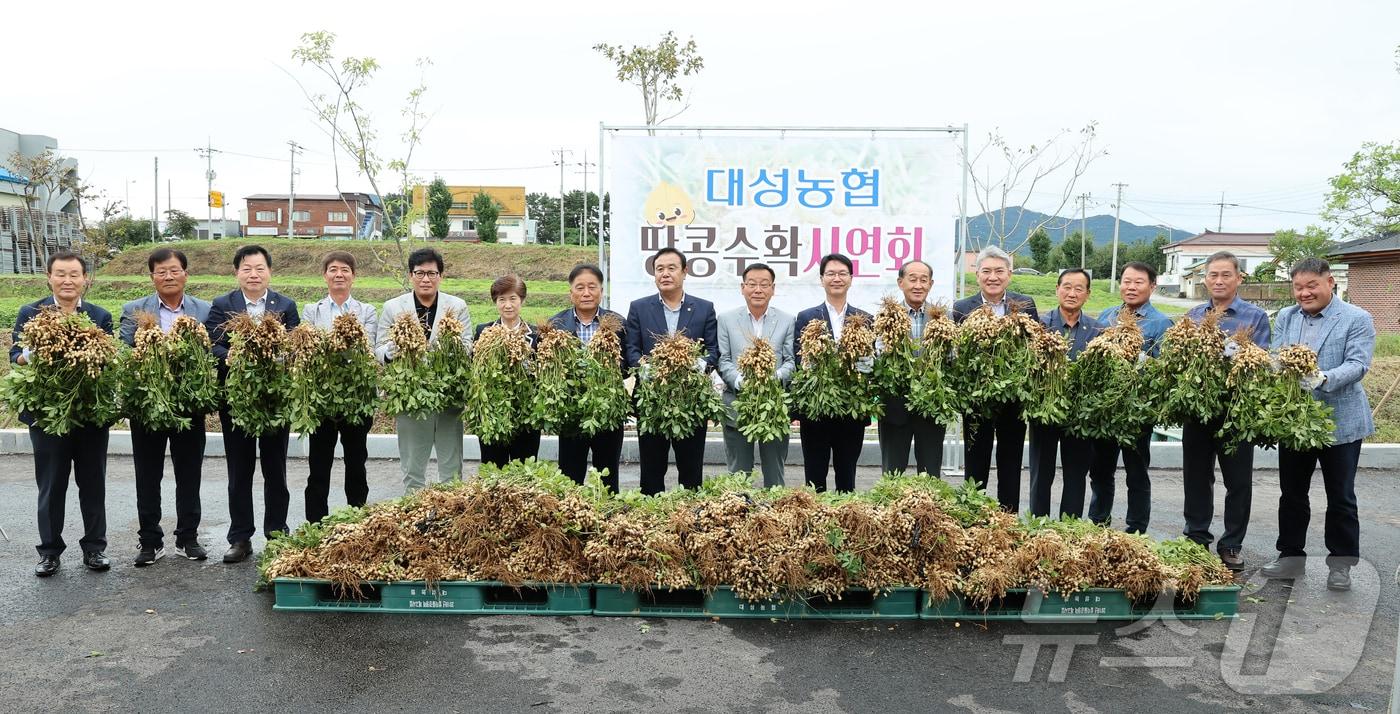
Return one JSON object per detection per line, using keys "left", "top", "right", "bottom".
{"left": 920, "top": 586, "right": 1241, "bottom": 621}
{"left": 592, "top": 585, "right": 919, "bottom": 620}
{"left": 271, "top": 578, "right": 592, "bottom": 615}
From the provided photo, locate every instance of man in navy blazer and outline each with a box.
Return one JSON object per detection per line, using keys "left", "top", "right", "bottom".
{"left": 951, "top": 246, "right": 1038, "bottom": 512}
{"left": 1261, "top": 258, "right": 1375, "bottom": 591}
{"left": 118, "top": 247, "right": 213, "bottom": 566}
{"left": 14, "top": 252, "right": 116, "bottom": 577}
{"left": 203, "top": 245, "right": 300, "bottom": 565}
{"left": 794, "top": 253, "right": 873, "bottom": 493}
{"left": 624, "top": 247, "right": 719, "bottom": 494}
{"left": 550, "top": 264, "right": 627, "bottom": 492}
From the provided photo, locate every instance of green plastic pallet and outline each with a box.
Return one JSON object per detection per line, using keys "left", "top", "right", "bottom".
{"left": 919, "top": 586, "right": 1241, "bottom": 621}
{"left": 593, "top": 585, "right": 920, "bottom": 620}
{"left": 272, "top": 578, "right": 593, "bottom": 615}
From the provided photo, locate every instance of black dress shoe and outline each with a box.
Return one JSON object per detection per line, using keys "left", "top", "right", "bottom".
{"left": 1260, "top": 557, "right": 1305, "bottom": 578}
{"left": 222, "top": 541, "right": 253, "bottom": 564}
{"left": 1218, "top": 549, "right": 1245, "bottom": 572}
{"left": 35, "top": 555, "right": 60, "bottom": 577}
{"left": 83, "top": 551, "right": 112, "bottom": 571}
{"left": 1327, "top": 568, "right": 1352, "bottom": 591}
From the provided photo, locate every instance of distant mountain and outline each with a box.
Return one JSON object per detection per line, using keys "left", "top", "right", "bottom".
{"left": 959, "top": 207, "right": 1194, "bottom": 249}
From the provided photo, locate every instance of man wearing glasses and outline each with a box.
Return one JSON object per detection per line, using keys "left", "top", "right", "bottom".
{"left": 119, "top": 248, "right": 212, "bottom": 567}
{"left": 951, "top": 246, "right": 1038, "bottom": 512}
{"left": 716, "top": 263, "right": 795, "bottom": 486}
{"left": 374, "top": 248, "right": 473, "bottom": 493}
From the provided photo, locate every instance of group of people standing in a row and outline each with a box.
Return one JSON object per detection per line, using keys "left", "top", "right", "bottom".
{"left": 16, "top": 242, "right": 1372, "bottom": 592}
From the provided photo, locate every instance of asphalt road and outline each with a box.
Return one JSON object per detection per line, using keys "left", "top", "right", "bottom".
{"left": 0, "top": 454, "right": 1395, "bottom": 713}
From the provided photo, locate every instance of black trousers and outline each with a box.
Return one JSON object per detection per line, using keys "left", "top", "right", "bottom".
{"left": 219, "top": 409, "right": 290, "bottom": 544}
{"left": 478, "top": 429, "right": 542, "bottom": 470}
{"left": 1088, "top": 429, "right": 1153, "bottom": 533}
{"left": 306, "top": 418, "right": 371, "bottom": 524}
{"left": 878, "top": 410, "right": 946, "bottom": 476}
{"left": 559, "top": 428, "right": 623, "bottom": 493}
{"left": 1277, "top": 439, "right": 1362, "bottom": 567}
{"left": 1181, "top": 418, "right": 1252, "bottom": 553}
{"left": 799, "top": 417, "right": 866, "bottom": 493}
{"left": 1027, "top": 423, "right": 1094, "bottom": 518}
{"left": 31, "top": 424, "right": 109, "bottom": 556}
{"left": 638, "top": 426, "right": 707, "bottom": 495}
{"left": 963, "top": 403, "right": 1027, "bottom": 512}
{"left": 131, "top": 420, "right": 206, "bottom": 548}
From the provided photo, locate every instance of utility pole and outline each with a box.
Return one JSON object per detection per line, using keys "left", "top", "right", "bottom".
{"left": 576, "top": 151, "right": 596, "bottom": 246}
{"left": 196, "top": 139, "right": 223, "bottom": 239}
{"left": 288, "top": 141, "right": 303, "bottom": 238}
{"left": 152, "top": 157, "right": 159, "bottom": 242}
{"left": 1214, "top": 192, "right": 1237, "bottom": 232}
{"left": 552, "top": 148, "right": 572, "bottom": 243}
{"left": 1078, "top": 192, "right": 1091, "bottom": 268}
{"left": 1110, "top": 182, "right": 1127, "bottom": 289}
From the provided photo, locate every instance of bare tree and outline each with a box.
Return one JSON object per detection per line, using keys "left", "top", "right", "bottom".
{"left": 594, "top": 31, "right": 704, "bottom": 131}
{"left": 290, "top": 31, "right": 432, "bottom": 286}
{"left": 963, "top": 122, "right": 1106, "bottom": 254}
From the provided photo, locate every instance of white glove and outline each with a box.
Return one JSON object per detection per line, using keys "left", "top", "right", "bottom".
{"left": 710, "top": 371, "right": 725, "bottom": 394}
{"left": 734, "top": 375, "right": 744, "bottom": 391}
{"left": 1223, "top": 341, "right": 1239, "bottom": 359}
{"left": 694, "top": 357, "right": 708, "bottom": 373}
{"left": 855, "top": 356, "right": 874, "bottom": 374}
{"left": 1136, "top": 351, "right": 1149, "bottom": 365}
{"left": 384, "top": 341, "right": 399, "bottom": 360}
{"left": 1301, "top": 371, "right": 1326, "bottom": 390}
{"left": 638, "top": 360, "right": 652, "bottom": 381}
{"left": 20, "top": 347, "right": 32, "bottom": 364}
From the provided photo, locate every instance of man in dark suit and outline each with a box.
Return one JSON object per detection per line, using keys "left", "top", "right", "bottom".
{"left": 550, "top": 264, "right": 627, "bottom": 492}
{"left": 951, "top": 245, "right": 1038, "bottom": 512}
{"left": 204, "top": 245, "right": 300, "bottom": 564}
{"left": 473, "top": 274, "right": 541, "bottom": 467}
{"left": 877, "top": 260, "right": 946, "bottom": 476}
{"left": 624, "top": 247, "right": 719, "bottom": 495}
{"left": 795, "top": 253, "right": 873, "bottom": 493}
{"left": 12, "top": 252, "right": 115, "bottom": 577}
{"left": 118, "top": 247, "right": 213, "bottom": 566}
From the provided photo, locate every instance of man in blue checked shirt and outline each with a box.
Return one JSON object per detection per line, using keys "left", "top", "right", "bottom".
{"left": 1087, "top": 261, "right": 1174, "bottom": 533}
{"left": 1181, "top": 251, "right": 1270, "bottom": 572}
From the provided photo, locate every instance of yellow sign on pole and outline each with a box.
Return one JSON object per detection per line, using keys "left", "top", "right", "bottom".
{"left": 208, "top": 190, "right": 224, "bottom": 208}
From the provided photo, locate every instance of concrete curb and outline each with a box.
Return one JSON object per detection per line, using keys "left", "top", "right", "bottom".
{"left": 1, "top": 429, "right": 1396, "bottom": 470}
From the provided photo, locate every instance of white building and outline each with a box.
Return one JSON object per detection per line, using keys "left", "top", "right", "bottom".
{"left": 1160, "top": 231, "right": 1273, "bottom": 297}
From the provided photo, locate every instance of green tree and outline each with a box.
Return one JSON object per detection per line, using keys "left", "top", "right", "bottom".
{"left": 594, "top": 31, "right": 704, "bottom": 127}
{"left": 1323, "top": 141, "right": 1400, "bottom": 239}
{"left": 472, "top": 191, "right": 501, "bottom": 243}
{"left": 1027, "top": 228, "right": 1053, "bottom": 272}
{"left": 562, "top": 190, "right": 610, "bottom": 245}
{"left": 164, "top": 209, "right": 197, "bottom": 240}
{"left": 1053, "top": 230, "right": 1093, "bottom": 270}
{"left": 427, "top": 178, "right": 452, "bottom": 239}
{"left": 1271, "top": 225, "right": 1335, "bottom": 268}
{"left": 526, "top": 192, "right": 560, "bottom": 243}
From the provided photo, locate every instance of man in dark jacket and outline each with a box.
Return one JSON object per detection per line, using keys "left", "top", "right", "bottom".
{"left": 951, "top": 245, "right": 1038, "bottom": 512}
{"left": 204, "top": 245, "right": 300, "bottom": 565}
{"left": 550, "top": 264, "right": 627, "bottom": 492}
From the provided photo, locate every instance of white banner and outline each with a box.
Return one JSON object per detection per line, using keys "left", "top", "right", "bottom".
{"left": 607, "top": 134, "right": 961, "bottom": 315}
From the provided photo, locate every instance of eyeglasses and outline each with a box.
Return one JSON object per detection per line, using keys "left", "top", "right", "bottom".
{"left": 742, "top": 281, "right": 774, "bottom": 289}
{"left": 822, "top": 271, "right": 851, "bottom": 278}
{"left": 153, "top": 269, "right": 185, "bottom": 278}
{"left": 411, "top": 270, "right": 441, "bottom": 279}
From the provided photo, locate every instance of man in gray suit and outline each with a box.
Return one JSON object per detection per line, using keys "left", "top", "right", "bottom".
{"left": 118, "top": 248, "right": 212, "bottom": 566}
{"left": 1261, "top": 257, "right": 1374, "bottom": 591}
{"left": 877, "top": 260, "right": 947, "bottom": 476}
{"left": 302, "top": 250, "right": 378, "bottom": 523}
{"left": 717, "top": 263, "right": 795, "bottom": 486}
{"left": 374, "top": 247, "right": 472, "bottom": 493}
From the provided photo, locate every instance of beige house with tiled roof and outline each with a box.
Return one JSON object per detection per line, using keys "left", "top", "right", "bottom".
{"left": 410, "top": 185, "right": 533, "bottom": 243}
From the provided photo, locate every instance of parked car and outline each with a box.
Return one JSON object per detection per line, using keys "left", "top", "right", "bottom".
{"left": 1012, "top": 267, "right": 1042, "bottom": 276}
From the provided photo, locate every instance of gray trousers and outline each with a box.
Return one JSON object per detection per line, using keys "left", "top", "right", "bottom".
{"left": 395, "top": 410, "right": 464, "bottom": 492}
{"left": 877, "top": 414, "right": 947, "bottom": 476}
{"left": 721, "top": 424, "right": 789, "bottom": 487}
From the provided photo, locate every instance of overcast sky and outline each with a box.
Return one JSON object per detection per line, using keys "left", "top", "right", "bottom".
{"left": 6, "top": 0, "right": 1398, "bottom": 236}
